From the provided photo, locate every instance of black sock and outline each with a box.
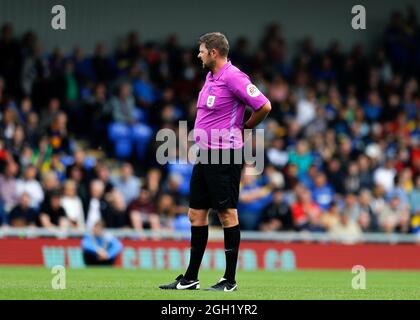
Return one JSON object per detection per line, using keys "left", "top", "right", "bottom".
{"left": 184, "top": 225, "right": 208, "bottom": 281}
{"left": 223, "top": 224, "right": 240, "bottom": 283}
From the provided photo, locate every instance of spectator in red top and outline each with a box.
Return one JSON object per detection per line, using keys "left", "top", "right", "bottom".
{"left": 291, "top": 185, "right": 322, "bottom": 231}
{"left": 128, "top": 186, "right": 160, "bottom": 231}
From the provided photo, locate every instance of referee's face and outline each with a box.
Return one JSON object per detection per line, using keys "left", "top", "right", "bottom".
{"left": 198, "top": 43, "right": 216, "bottom": 70}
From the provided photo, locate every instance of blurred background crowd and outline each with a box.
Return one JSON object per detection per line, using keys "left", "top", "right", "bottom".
{"left": 0, "top": 6, "right": 420, "bottom": 237}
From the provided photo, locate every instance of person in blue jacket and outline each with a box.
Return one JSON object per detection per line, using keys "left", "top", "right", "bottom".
{"left": 81, "top": 220, "right": 123, "bottom": 266}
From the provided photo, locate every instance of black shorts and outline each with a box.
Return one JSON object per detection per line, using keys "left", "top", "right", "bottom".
{"left": 189, "top": 148, "right": 244, "bottom": 211}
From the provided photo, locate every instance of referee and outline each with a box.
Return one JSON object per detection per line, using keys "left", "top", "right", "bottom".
{"left": 160, "top": 32, "right": 271, "bottom": 291}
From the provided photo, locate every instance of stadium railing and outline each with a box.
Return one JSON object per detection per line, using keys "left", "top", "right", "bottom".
{"left": 1, "top": 227, "right": 420, "bottom": 244}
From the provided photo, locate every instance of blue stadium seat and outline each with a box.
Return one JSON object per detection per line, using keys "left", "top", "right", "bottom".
{"left": 108, "top": 122, "right": 133, "bottom": 159}
{"left": 131, "top": 123, "right": 153, "bottom": 159}
{"left": 114, "top": 138, "right": 133, "bottom": 159}
{"left": 108, "top": 122, "right": 131, "bottom": 141}
{"left": 133, "top": 108, "right": 146, "bottom": 122}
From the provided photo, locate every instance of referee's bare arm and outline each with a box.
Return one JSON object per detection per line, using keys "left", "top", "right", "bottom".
{"left": 244, "top": 101, "right": 272, "bottom": 129}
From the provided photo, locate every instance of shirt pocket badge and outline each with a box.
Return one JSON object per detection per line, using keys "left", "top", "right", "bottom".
{"left": 206, "top": 95, "right": 216, "bottom": 108}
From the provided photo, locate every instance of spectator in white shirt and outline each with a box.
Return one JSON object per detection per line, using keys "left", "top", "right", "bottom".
{"left": 16, "top": 164, "right": 44, "bottom": 209}
{"left": 85, "top": 179, "right": 106, "bottom": 230}
{"left": 296, "top": 88, "right": 317, "bottom": 127}
{"left": 61, "top": 179, "right": 85, "bottom": 230}
{"left": 373, "top": 158, "right": 396, "bottom": 192}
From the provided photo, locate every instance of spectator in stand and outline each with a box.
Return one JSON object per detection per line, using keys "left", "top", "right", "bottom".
{"left": 67, "top": 165, "right": 89, "bottom": 205}
{"left": 344, "top": 162, "right": 361, "bottom": 194}
{"left": 320, "top": 202, "right": 340, "bottom": 231}
{"left": 378, "top": 195, "right": 410, "bottom": 233}
{"left": 83, "top": 83, "right": 111, "bottom": 147}
{"left": 341, "top": 193, "right": 361, "bottom": 222}
{"left": 8, "top": 192, "right": 38, "bottom": 227}
{"left": 128, "top": 186, "right": 160, "bottom": 231}
{"left": 411, "top": 209, "right": 420, "bottom": 236}
{"left": 41, "top": 170, "right": 60, "bottom": 203}
{"left": 259, "top": 188, "right": 293, "bottom": 231}
{"left": 238, "top": 166, "right": 273, "bottom": 230}
{"left": 311, "top": 172, "right": 335, "bottom": 212}
{"left": 145, "top": 167, "right": 162, "bottom": 200}
{"left": 326, "top": 158, "right": 346, "bottom": 195}
{"left": 156, "top": 193, "right": 178, "bottom": 231}
{"left": 102, "top": 189, "right": 128, "bottom": 228}
{"left": 85, "top": 179, "right": 108, "bottom": 230}
{"left": 0, "top": 160, "right": 19, "bottom": 213}
{"left": 266, "top": 137, "right": 289, "bottom": 170}
{"left": 48, "top": 112, "right": 71, "bottom": 154}
{"left": 110, "top": 162, "right": 140, "bottom": 206}
{"left": 81, "top": 220, "right": 123, "bottom": 266}
{"left": 387, "top": 170, "right": 411, "bottom": 208}
{"left": 38, "top": 190, "right": 68, "bottom": 229}
{"left": 39, "top": 98, "right": 61, "bottom": 132}
{"left": 288, "top": 140, "right": 313, "bottom": 176}
{"left": 66, "top": 149, "right": 91, "bottom": 180}
{"left": 108, "top": 82, "right": 137, "bottom": 124}
{"left": 358, "top": 189, "right": 379, "bottom": 232}
{"left": 0, "top": 107, "right": 20, "bottom": 145}
{"left": 16, "top": 164, "right": 44, "bottom": 209}
{"left": 91, "top": 43, "right": 113, "bottom": 83}
{"left": 329, "top": 211, "right": 362, "bottom": 244}
{"left": 358, "top": 154, "right": 375, "bottom": 190}
{"left": 43, "top": 153, "right": 66, "bottom": 183}
{"left": 296, "top": 87, "right": 317, "bottom": 127}
{"left": 94, "top": 161, "right": 115, "bottom": 194}
{"left": 291, "top": 185, "right": 323, "bottom": 231}
{"left": 61, "top": 179, "right": 85, "bottom": 230}
{"left": 374, "top": 158, "right": 397, "bottom": 193}
{"left": 409, "top": 175, "right": 420, "bottom": 214}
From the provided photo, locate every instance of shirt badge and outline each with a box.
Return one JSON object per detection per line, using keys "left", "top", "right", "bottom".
{"left": 206, "top": 95, "right": 216, "bottom": 108}
{"left": 246, "top": 84, "right": 261, "bottom": 97}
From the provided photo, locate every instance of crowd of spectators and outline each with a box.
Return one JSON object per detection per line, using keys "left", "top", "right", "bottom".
{"left": 0, "top": 7, "right": 420, "bottom": 236}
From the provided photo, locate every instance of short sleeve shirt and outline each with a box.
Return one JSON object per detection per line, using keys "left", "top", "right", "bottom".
{"left": 194, "top": 61, "right": 268, "bottom": 149}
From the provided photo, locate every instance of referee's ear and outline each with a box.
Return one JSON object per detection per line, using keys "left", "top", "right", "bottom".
{"left": 210, "top": 48, "right": 218, "bottom": 58}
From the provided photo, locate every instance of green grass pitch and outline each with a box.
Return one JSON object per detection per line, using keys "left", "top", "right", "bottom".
{"left": 0, "top": 267, "right": 420, "bottom": 300}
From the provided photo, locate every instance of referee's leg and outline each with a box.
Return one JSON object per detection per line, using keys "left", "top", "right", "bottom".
{"left": 203, "top": 208, "right": 240, "bottom": 291}
{"left": 218, "top": 209, "right": 240, "bottom": 283}
{"left": 184, "top": 208, "right": 209, "bottom": 281}
{"left": 159, "top": 208, "right": 209, "bottom": 290}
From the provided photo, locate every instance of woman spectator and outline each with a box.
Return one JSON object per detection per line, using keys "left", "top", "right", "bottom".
{"left": 61, "top": 179, "right": 85, "bottom": 230}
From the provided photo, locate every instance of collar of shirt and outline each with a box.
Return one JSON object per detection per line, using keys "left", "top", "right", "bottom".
{"left": 207, "top": 60, "right": 232, "bottom": 81}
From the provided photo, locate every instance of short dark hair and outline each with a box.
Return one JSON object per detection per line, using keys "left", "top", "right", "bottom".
{"left": 50, "top": 189, "right": 62, "bottom": 199}
{"left": 199, "top": 32, "right": 229, "bottom": 57}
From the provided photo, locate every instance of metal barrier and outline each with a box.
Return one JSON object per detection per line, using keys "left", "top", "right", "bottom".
{"left": 1, "top": 227, "right": 419, "bottom": 244}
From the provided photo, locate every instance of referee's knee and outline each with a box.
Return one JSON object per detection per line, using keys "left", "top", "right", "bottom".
{"left": 218, "top": 209, "right": 239, "bottom": 228}
{"left": 188, "top": 208, "right": 209, "bottom": 226}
